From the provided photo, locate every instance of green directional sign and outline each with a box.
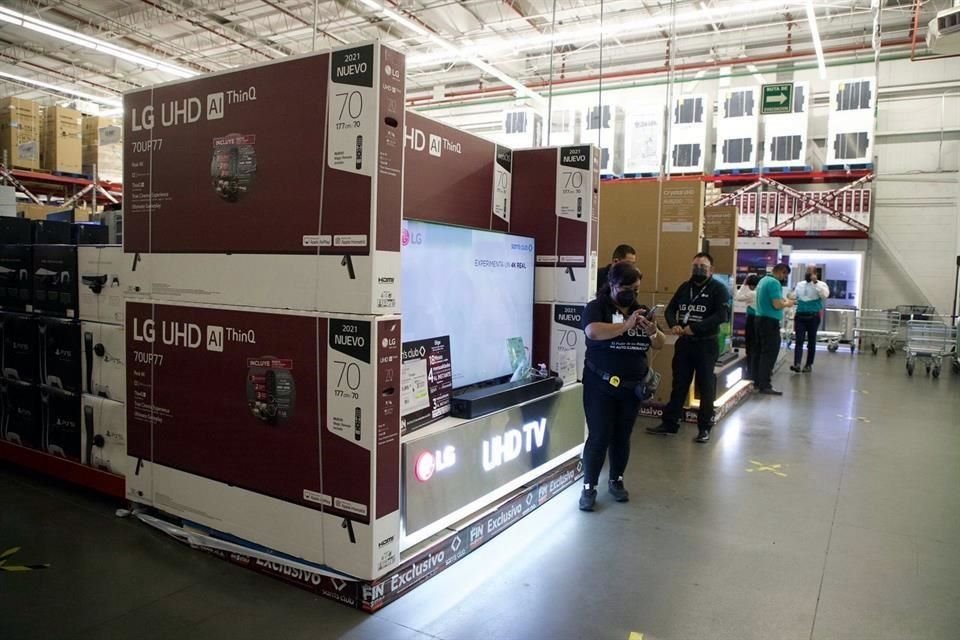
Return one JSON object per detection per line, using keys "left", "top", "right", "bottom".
{"left": 761, "top": 83, "right": 793, "bottom": 114}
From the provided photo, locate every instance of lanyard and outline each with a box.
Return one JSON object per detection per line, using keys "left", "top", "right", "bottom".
{"left": 683, "top": 282, "right": 708, "bottom": 324}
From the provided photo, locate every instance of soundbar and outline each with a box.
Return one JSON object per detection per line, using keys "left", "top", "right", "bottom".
{"left": 450, "top": 376, "right": 564, "bottom": 419}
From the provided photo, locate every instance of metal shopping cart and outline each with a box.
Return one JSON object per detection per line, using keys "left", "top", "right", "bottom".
{"left": 904, "top": 318, "right": 957, "bottom": 378}
{"left": 894, "top": 305, "right": 936, "bottom": 350}
{"left": 853, "top": 308, "right": 900, "bottom": 356}
{"left": 821, "top": 308, "right": 856, "bottom": 353}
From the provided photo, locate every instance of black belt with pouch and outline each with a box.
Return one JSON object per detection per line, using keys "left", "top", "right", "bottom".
{"left": 585, "top": 360, "right": 661, "bottom": 401}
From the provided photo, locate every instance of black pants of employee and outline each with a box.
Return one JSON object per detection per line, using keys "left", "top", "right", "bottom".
{"left": 582, "top": 369, "right": 641, "bottom": 488}
{"left": 664, "top": 336, "right": 719, "bottom": 430}
{"left": 794, "top": 313, "right": 821, "bottom": 367}
{"left": 744, "top": 314, "right": 756, "bottom": 379}
{"left": 752, "top": 316, "right": 782, "bottom": 391}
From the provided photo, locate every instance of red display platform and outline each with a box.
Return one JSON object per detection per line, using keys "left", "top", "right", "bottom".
{"left": 0, "top": 440, "right": 125, "bottom": 499}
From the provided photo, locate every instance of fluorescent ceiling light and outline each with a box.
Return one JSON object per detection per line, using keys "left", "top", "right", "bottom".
{"left": 805, "top": 1, "right": 827, "bottom": 79}
{"left": 409, "top": 0, "right": 797, "bottom": 68}
{"left": 0, "top": 6, "right": 197, "bottom": 78}
{"left": 357, "top": 0, "right": 540, "bottom": 100}
{"left": 0, "top": 69, "right": 122, "bottom": 107}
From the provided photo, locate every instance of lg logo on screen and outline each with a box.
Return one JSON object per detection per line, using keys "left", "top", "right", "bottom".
{"left": 414, "top": 446, "right": 456, "bottom": 482}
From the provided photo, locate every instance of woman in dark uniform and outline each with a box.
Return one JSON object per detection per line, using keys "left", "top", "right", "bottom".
{"left": 579, "top": 262, "right": 664, "bottom": 511}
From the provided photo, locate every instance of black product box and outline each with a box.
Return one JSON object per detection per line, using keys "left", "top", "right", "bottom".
{"left": 0, "top": 245, "right": 33, "bottom": 312}
{"left": 40, "top": 387, "right": 81, "bottom": 461}
{"left": 0, "top": 380, "right": 41, "bottom": 450}
{"left": 75, "top": 224, "right": 109, "bottom": 246}
{"left": 0, "top": 217, "right": 33, "bottom": 244}
{"left": 32, "top": 220, "right": 74, "bottom": 245}
{"left": 32, "top": 245, "right": 78, "bottom": 318}
{"left": 38, "top": 318, "right": 80, "bottom": 394}
{"left": 0, "top": 312, "right": 39, "bottom": 384}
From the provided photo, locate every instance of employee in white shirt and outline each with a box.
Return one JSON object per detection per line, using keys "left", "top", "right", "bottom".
{"left": 735, "top": 274, "right": 760, "bottom": 379}
{"left": 791, "top": 267, "right": 830, "bottom": 373}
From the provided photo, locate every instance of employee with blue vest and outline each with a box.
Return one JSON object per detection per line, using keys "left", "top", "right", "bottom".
{"left": 790, "top": 267, "right": 830, "bottom": 373}
{"left": 751, "top": 264, "right": 795, "bottom": 395}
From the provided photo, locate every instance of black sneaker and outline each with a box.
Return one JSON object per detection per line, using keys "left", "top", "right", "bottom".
{"left": 608, "top": 479, "right": 629, "bottom": 502}
{"left": 758, "top": 387, "right": 784, "bottom": 396}
{"left": 579, "top": 488, "right": 597, "bottom": 511}
{"left": 694, "top": 429, "right": 711, "bottom": 443}
{"left": 802, "top": 365, "right": 813, "bottom": 373}
{"left": 790, "top": 365, "right": 801, "bottom": 373}
{"left": 645, "top": 422, "right": 679, "bottom": 436}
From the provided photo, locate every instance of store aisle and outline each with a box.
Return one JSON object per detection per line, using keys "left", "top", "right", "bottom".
{"left": 1, "top": 352, "right": 958, "bottom": 640}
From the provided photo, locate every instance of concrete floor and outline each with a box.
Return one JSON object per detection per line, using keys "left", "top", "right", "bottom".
{"left": 1, "top": 351, "right": 958, "bottom": 640}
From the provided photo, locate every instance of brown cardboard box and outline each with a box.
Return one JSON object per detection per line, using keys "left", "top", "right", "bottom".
{"left": 0, "top": 97, "right": 40, "bottom": 170}
{"left": 598, "top": 180, "right": 662, "bottom": 293}
{"left": 656, "top": 181, "right": 705, "bottom": 293}
{"left": 41, "top": 106, "right": 82, "bottom": 174}
{"left": 82, "top": 116, "right": 122, "bottom": 182}
{"left": 647, "top": 337, "right": 676, "bottom": 405}
{"left": 16, "top": 203, "right": 67, "bottom": 220}
{"left": 703, "top": 206, "right": 739, "bottom": 275}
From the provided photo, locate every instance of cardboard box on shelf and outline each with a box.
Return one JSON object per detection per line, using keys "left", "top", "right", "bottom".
{"left": 124, "top": 42, "right": 406, "bottom": 315}
{"left": 125, "top": 300, "right": 402, "bottom": 580}
{"left": 78, "top": 246, "right": 127, "bottom": 325}
{"left": 0, "top": 97, "right": 40, "bottom": 170}
{"left": 656, "top": 181, "right": 705, "bottom": 293}
{"left": 82, "top": 116, "right": 123, "bottom": 182}
{"left": 81, "top": 394, "right": 126, "bottom": 475}
{"left": 41, "top": 106, "right": 83, "bottom": 174}
{"left": 81, "top": 321, "right": 125, "bottom": 401}
{"left": 598, "top": 180, "right": 662, "bottom": 293}
{"left": 703, "top": 206, "right": 739, "bottom": 275}
{"left": 16, "top": 203, "right": 68, "bottom": 221}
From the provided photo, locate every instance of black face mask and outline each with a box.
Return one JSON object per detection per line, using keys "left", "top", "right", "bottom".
{"left": 691, "top": 265, "right": 710, "bottom": 284}
{"left": 614, "top": 289, "right": 637, "bottom": 308}
{"left": 805, "top": 273, "right": 813, "bottom": 283}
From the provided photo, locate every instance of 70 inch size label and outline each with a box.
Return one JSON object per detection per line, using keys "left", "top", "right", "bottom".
{"left": 328, "top": 44, "right": 376, "bottom": 177}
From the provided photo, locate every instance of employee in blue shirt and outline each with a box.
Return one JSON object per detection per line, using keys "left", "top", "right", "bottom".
{"left": 752, "top": 264, "right": 795, "bottom": 395}
{"left": 791, "top": 267, "right": 830, "bottom": 373}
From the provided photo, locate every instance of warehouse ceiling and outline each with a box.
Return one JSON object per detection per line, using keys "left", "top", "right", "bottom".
{"left": 0, "top": 0, "right": 951, "bottom": 111}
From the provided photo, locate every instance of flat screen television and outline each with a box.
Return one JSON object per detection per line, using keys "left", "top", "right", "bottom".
{"left": 401, "top": 219, "right": 535, "bottom": 390}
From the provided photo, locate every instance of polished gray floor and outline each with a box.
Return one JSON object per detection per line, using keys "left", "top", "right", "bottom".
{"left": 2, "top": 350, "right": 958, "bottom": 640}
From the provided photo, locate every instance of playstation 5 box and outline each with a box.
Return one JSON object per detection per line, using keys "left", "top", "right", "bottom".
{"left": 81, "top": 395, "right": 126, "bottom": 475}
{"left": 78, "top": 246, "right": 128, "bottom": 325}
{"left": 81, "top": 321, "right": 125, "bottom": 401}
{"left": 125, "top": 300, "right": 402, "bottom": 580}
{"left": 123, "top": 42, "right": 406, "bottom": 315}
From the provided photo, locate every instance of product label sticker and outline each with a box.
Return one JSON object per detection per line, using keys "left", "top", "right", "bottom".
{"left": 327, "top": 318, "right": 373, "bottom": 446}
{"left": 333, "top": 235, "right": 368, "bottom": 247}
{"left": 552, "top": 304, "right": 585, "bottom": 385}
{"left": 302, "top": 235, "right": 333, "bottom": 247}
{"left": 559, "top": 255, "right": 585, "bottom": 264}
{"left": 17, "top": 141, "right": 37, "bottom": 160}
{"left": 334, "top": 497, "right": 368, "bottom": 517}
{"left": 662, "top": 221, "right": 694, "bottom": 233}
{"left": 100, "top": 125, "right": 122, "bottom": 145}
{"left": 328, "top": 44, "right": 377, "bottom": 177}
{"left": 556, "top": 145, "right": 592, "bottom": 222}
{"left": 536, "top": 255, "right": 559, "bottom": 264}
{"left": 401, "top": 354, "right": 430, "bottom": 415}
{"left": 493, "top": 145, "right": 512, "bottom": 222}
